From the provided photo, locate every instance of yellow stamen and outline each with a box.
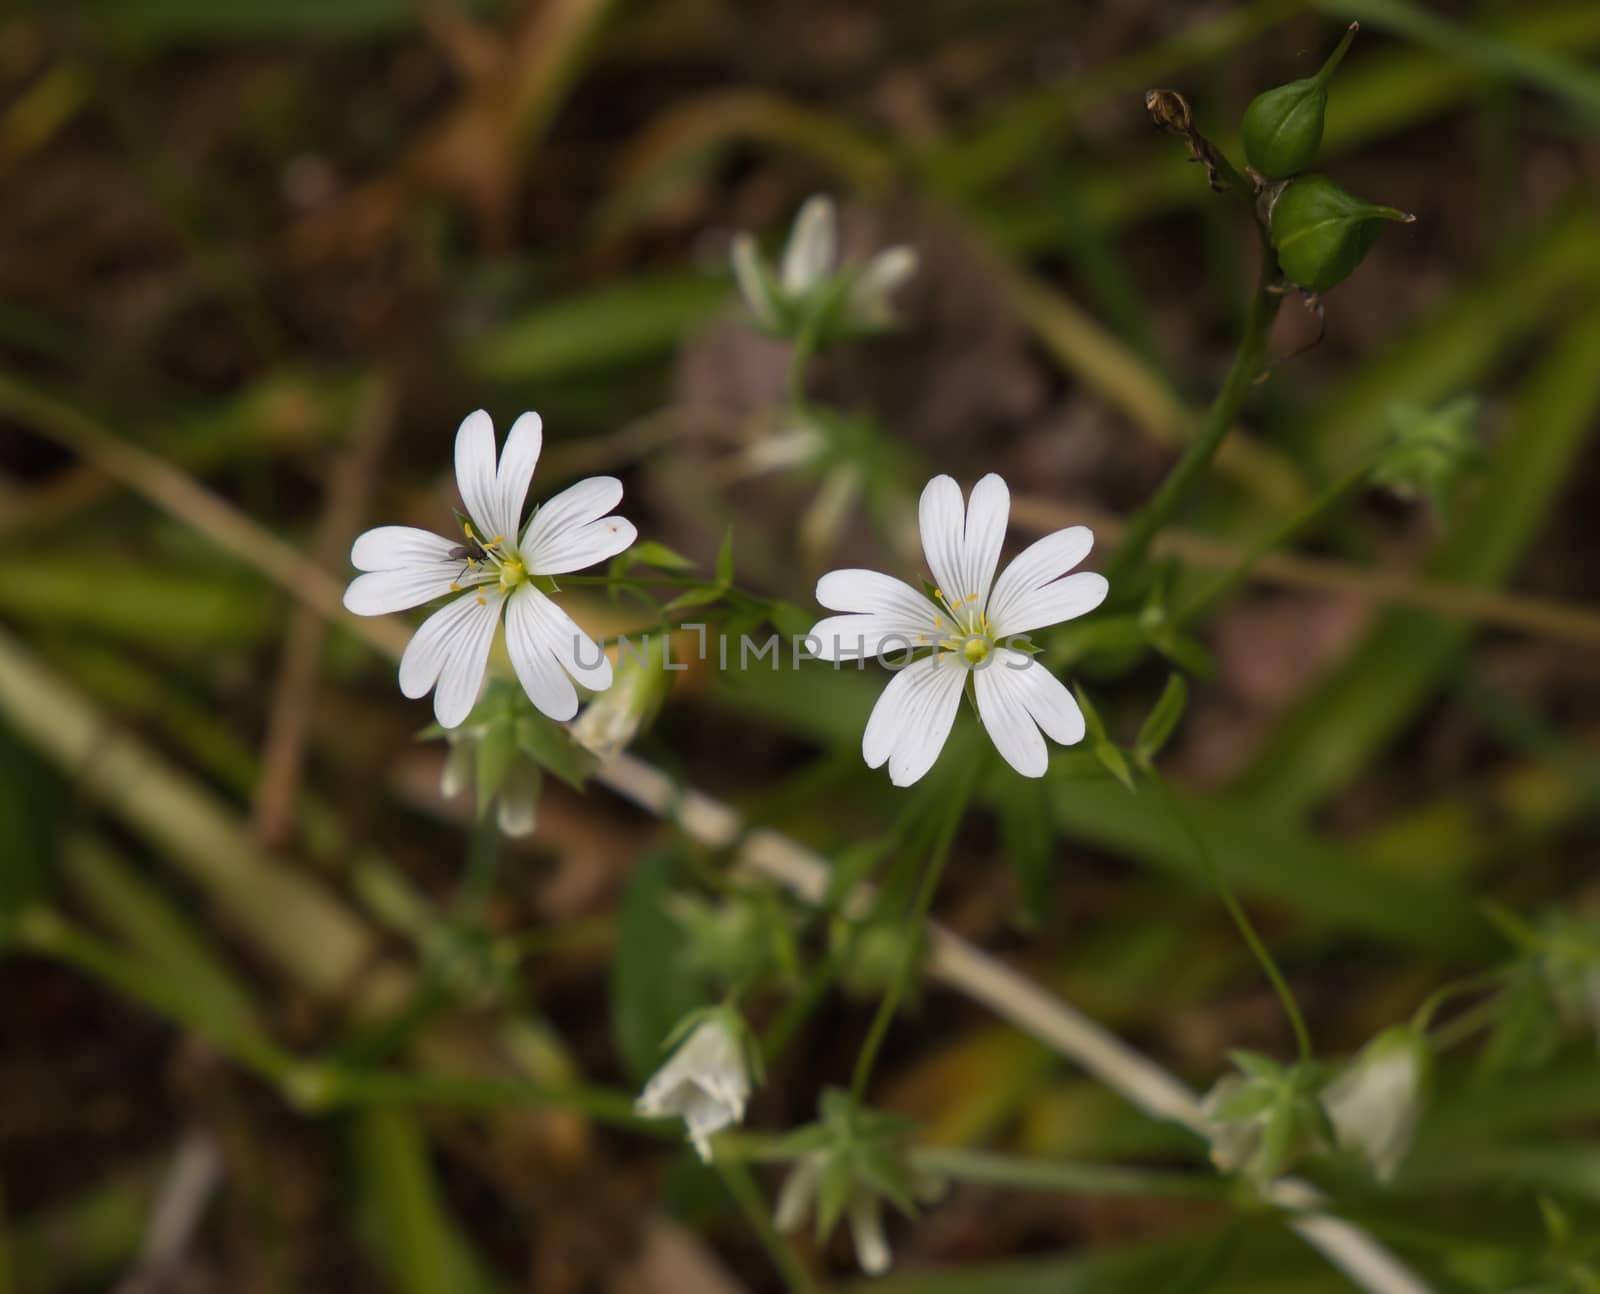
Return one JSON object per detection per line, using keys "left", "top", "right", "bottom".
{"left": 450, "top": 582, "right": 461, "bottom": 592}
{"left": 475, "top": 594, "right": 487, "bottom": 606}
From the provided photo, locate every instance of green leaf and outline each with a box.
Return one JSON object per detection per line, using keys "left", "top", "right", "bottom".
{"left": 1094, "top": 741, "right": 1136, "bottom": 793}
{"left": 1135, "top": 674, "right": 1189, "bottom": 768}
{"left": 816, "top": 1151, "right": 855, "bottom": 1240}
{"left": 715, "top": 526, "right": 736, "bottom": 588}
{"left": 663, "top": 584, "right": 725, "bottom": 614}
{"left": 998, "top": 778, "right": 1056, "bottom": 927}
{"left": 474, "top": 721, "right": 515, "bottom": 819}
{"left": 609, "top": 852, "right": 712, "bottom": 1081}
{"left": 513, "top": 711, "right": 595, "bottom": 791}
{"left": 628, "top": 541, "right": 696, "bottom": 571}
{"left": 1072, "top": 684, "right": 1108, "bottom": 743}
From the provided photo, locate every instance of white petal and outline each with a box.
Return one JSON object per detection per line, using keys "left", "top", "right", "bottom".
{"left": 917, "top": 474, "right": 1009, "bottom": 607}
{"left": 808, "top": 614, "right": 935, "bottom": 661}
{"left": 918, "top": 475, "right": 966, "bottom": 602}
{"left": 344, "top": 566, "right": 473, "bottom": 616}
{"left": 490, "top": 411, "right": 543, "bottom": 544}
{"left": 397, "top": 590, "right": 502, "bottom": 729}
{"left": 974, "top": 654, "right": 1047, "bottom": 778}
{"left": 504, "top": 586, "right": 612, "bottom": 720}
{"left": 816, "top": 568, "right": 939, "bottom": 622}
{"left": 495, "top": 761, "right": 540, "bottom": 837}
{"left": 849, "top": 244, "right": 918, "bottom": 326}
{"left": 848, "top": 1196, "right": 892, "bottom": 1276}
{"left": 522, "top": 476, "right": 635, "bottom": 574}
{"left": 774, "top": 1156, "right": 823, "bottom": 1232}
{"left": 350, "top": 525, "right": 458, "bottom": 572}
{"left": 862, "top": 654, "right": 966, "bottom": 788}
{"left": 987, "top": 526, "right": 1103, "bottom": 635}
{"left": 731, "top": 233, "right": 780, "bottom": 327}
{"left": 453, "top": 409, "right": 501, "bottom": 539}
{"left": 994, "top": 572, "right": 1108, "bottom": 639}
{"left": 976, "top": 648, "right": 1085, "bottom": 777}
{"left": 440, "top": 738, "right": 473, "bottom": 799}
{"left": 781, "top": 194, "right": 836, "bottom": 294}
{"left": 961, "top": 473, "right": 1009, "bottom": 608}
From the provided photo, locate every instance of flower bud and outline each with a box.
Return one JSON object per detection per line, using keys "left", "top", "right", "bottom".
{"left": 1270, "top": 175, "right": 1414, "bottom": 293}
{"left": 1242, "top": 23, "right": 1357, "bottom": 179}
{"left": 1322, "top": 1025, "right": 1431, "bottom": 1182}
{"left": 571, "top": 635, "right": 673, "bottom": 759}
{"left": 634, "top": 1008, "right": 759, "bottom": 1161}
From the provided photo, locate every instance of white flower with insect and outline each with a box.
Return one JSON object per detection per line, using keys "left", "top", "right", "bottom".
{"left": 343, "top": 410, "right": 636, "bottom": 729}
{"left": 731, "top": 194, "right": 918, "bottom": 337}
{"left": 634, "top": 1009, "right": 760, "bottom": 1162}
{"left": 808, "top": 473, "right": 1108, "bottom": 786}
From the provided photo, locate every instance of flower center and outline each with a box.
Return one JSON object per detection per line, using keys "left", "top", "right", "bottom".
{"left": 497, "top": 558, "right": 526, "bottom": 591}
{"left": 930, "top": 587, "right": 994, "bottom": 667}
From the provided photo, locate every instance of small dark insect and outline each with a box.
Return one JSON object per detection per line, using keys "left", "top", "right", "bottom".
{"left": 447, "top": 526, "right": 500, "bottom": 585}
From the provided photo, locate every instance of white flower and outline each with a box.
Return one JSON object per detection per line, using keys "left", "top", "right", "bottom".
{"left": 808, "top": 474, "right": 1108, "bottom": 787}
{"left": 774, "top": 1152, "right": 893, "bottom": 1275}
{"left": 731, "top": 194, "right": 917, "bottom": 334}
{"left": 1323, "top": 1027, "right": 1429, "bottom": 1182}
{"left": 343, "top": 410, "right": 636, "bottom": 729}
{"left": 634, "top": 1015, "right": 752, "bottom": 1161}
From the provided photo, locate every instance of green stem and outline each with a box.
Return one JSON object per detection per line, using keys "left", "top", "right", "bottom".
{"left": 1410, "top": 966, "right": 1509, "bottom": 1034}
{"left": 1106, "top": 248, "right": 1282, "bottom": 586}
{"left": 716, "top": 1160, "right": 817, "bottom": 1294}
{"left": 849, "top": 765, "right": 975, "bottom": 1102}
{"left": 1151, "top": 774, "right": 1313, "bottom": 1064}
{"left": 1176, "top": 449, "right": 1380, "bottom": 624}
{"left": 911, "top": 1149, "right": 1227, "bottom": 1199}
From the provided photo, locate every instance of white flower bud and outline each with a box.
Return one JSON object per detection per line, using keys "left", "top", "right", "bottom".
{"left": 1322, "top": 1026, "right": 1429, "bottom": 1182}
{"left": 634, "top": 1014, "right": 752, "bottom": 1162}
{"left": 780, "top": 194, "right": 837, "bottom": 295}
{"left": 847, "top": 245, "right": 917, "bottom": 328}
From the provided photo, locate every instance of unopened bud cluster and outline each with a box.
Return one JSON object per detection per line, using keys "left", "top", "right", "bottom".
{"left": 1240, "top": 24, "right": 1414, "bottom": 294}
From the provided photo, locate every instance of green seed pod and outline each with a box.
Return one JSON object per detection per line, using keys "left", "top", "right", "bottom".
{"left": 1270, "top": 174, "right": 1413, "bottom": 293}
{"left": 1241, "top": 23, "right": 1358, "bottom": 179}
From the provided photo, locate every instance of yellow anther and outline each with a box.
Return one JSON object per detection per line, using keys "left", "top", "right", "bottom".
{"left": 934, "top": 588, "right": 943, "bottom": 600}
{"left": 476, "top": 594, "right": 487, "bottom": 606}
{"left": 966, "top": 592, "right": 979, "bottom": 602}
{"left": 917, "top": 633, "right": 928, "bottom": 644}
{"left": 450, "top": 582, "right": 461, "bottom": 592}
{"left": 933, "top": 615, "right": 942, "bottom": 629}
{"left": 464, "top": 522, "right": 476, "bottom": 538}
{"left": 487, "top": 535, "right": 504, "bottom": 546}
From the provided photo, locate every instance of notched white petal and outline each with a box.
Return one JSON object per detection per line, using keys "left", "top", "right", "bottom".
{"left": 397, "top": 590, "right": 502, "bottom": 729}
{"left": 350, "top": 525, "right": 458, "bottom": 572}
{"left": 453, "top": 409, "right": 500, "bottom": 539}
{"left": 490, "top": 410, "right": 543, "bottom": 544}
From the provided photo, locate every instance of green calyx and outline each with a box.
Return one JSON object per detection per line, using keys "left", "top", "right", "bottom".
{"left": 1241, "top": 22, "right": 1358, "bottom": 180}
{"left": 1270, "top": 174, "right": 1414, "bottom": 293}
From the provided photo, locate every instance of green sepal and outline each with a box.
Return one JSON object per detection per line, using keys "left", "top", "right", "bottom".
{"left": 1135, "top": 673, "right": 1189, "bottom": 769}
{"left": 1271, "top": 174, "right": 1413, "bottom": 293}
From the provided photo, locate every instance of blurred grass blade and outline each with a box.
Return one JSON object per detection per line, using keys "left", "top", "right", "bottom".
{"left": 1235, "top": 298, "right": 1600, "bottom": 818}
{"left": 351, "top": 1108, "right": 501, "bottom": 1294}
{"left": 469, "top": 273, "right": 728, "bottom": 384}
{"left": 1314, "top": 0, "right": 1600, "bottom": 125}
{"left": 62, "top": 835, "right": 260, "bottom": 1034}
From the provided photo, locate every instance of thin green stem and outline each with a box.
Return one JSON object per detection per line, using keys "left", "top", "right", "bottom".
{"left": 911, "top": 1149, "right": 1227, "bottom": 1199}
{"left": 1176, "top": 449, "right": 1380, "bottom": 625}
{"left": 716, "top": 1160, "right": 817, "bottom": 1294}
{"left": 1151, "top": 774, "right": 1313, "bottom": 1064}
{"left": 1428, "top": 991, "right": 1506, "bottom": 1054}
{"left": 1106, "top": 245, "right": 1282, "bottom": 586}
{"left": 1410, "top": 967, "right": 1509, "bottom": 1034}
{"left": 849, "top": 764, "right": 976, "bottom": 1102}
